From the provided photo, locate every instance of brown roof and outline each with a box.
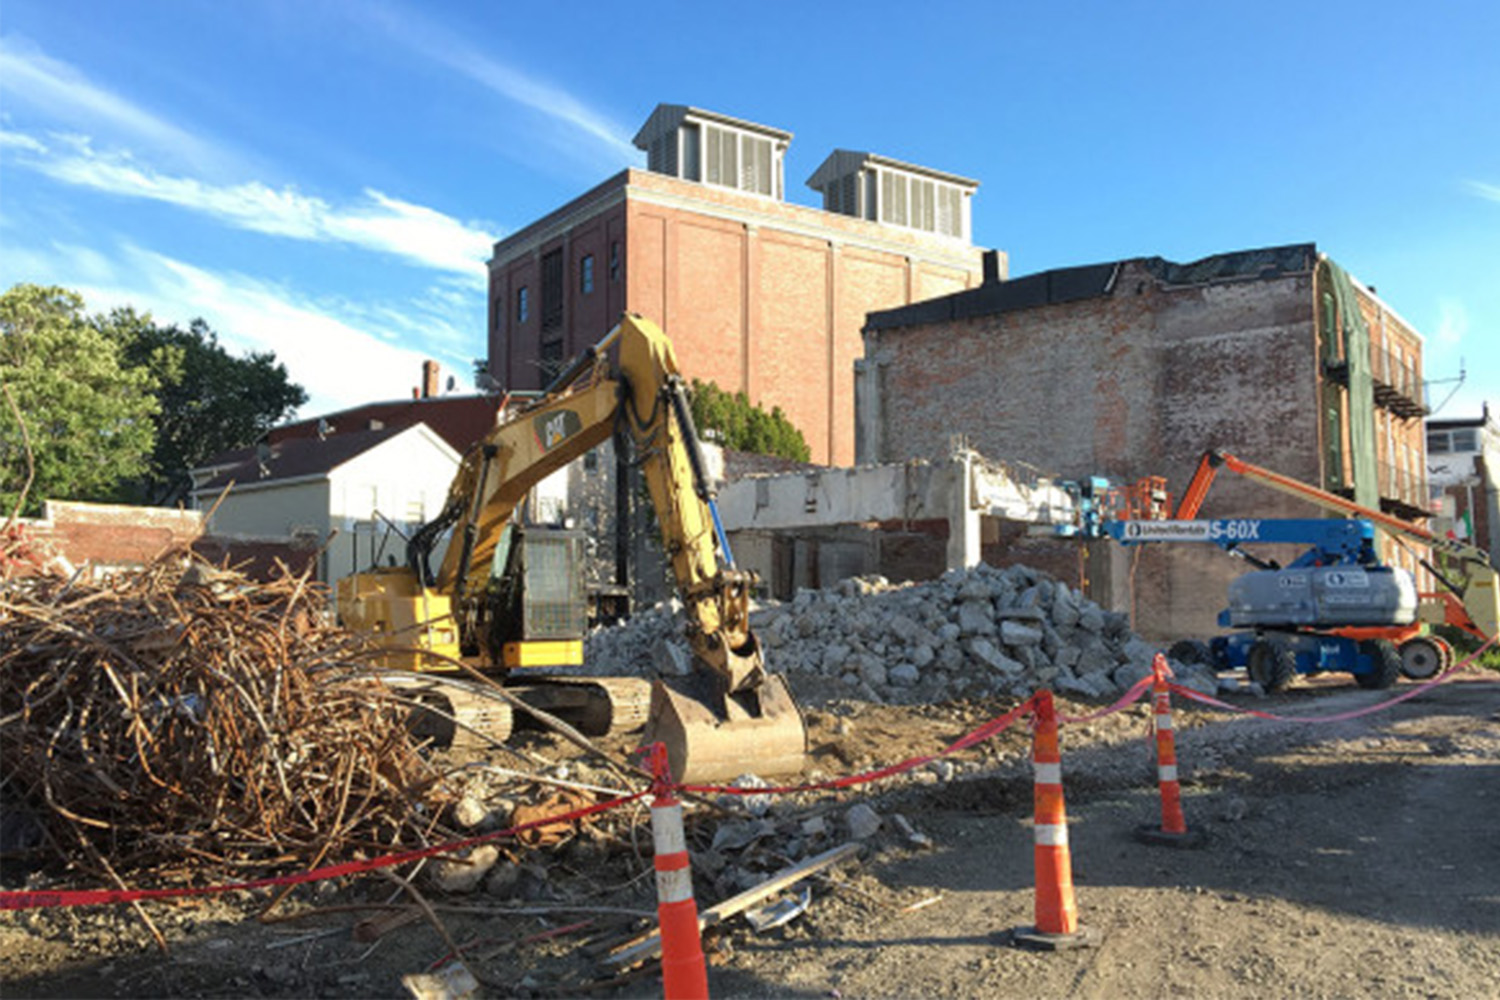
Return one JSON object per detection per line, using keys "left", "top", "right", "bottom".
{"left": 270, "top": 395, "right": 501, "bottom": 454}
{"left": 193, "top": 425, "right": 415, "bottom": 494}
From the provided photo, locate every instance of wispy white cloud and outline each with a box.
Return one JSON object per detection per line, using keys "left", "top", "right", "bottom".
{"left": 361, "top": 1, "right": 639, "bottom": 173}
{"left": 0, "top": 129, "right": 47, "bottom": 154}
{"left": 1465, "top": 180, "right": 1500, "bottom": 204}
{"left": 1, "top": 234, "right": 478, "bottom": 415}
{"left": 4, "top": 130, "right": 498, "bottom": 280}
{"left": 125, "top": 249, "right": 469, "bottom": 411}
{"left": 0, "top": 35, "right": 230, "bottom": 173}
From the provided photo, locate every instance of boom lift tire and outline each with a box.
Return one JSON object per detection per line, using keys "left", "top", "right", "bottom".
{"left": 1355, "top": 638, "right": 1402, "bottom": 690}
{"left": 1247, "top": 638, "right": 1296, "bottom": 693}
{"left": 1397, "top": 635, "right": 1449, "bottom": 680}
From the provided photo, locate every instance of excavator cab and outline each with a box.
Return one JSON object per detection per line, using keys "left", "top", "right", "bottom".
{"left": 482, "top": 523, "right": 588, "bottom": 670}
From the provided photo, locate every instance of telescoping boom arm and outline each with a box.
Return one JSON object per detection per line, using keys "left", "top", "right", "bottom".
{"left": 1173, "top": 449, "right": 1498, "bottom": 639}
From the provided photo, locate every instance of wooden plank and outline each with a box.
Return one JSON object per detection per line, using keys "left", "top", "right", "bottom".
{"left": 604, "top": 842, "right": 862, "bottom": 967}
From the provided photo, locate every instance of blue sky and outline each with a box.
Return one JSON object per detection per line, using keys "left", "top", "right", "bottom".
{"left": 2, "top": 1, "right": 1495, "bottom": 422}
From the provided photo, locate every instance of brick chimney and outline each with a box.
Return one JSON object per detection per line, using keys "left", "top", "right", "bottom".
{"left": 421, "top": 360, "right": 440, "bottom": 399}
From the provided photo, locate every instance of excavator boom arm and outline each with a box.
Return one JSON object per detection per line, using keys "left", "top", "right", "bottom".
{"left": 423, "top": 314, "right": 765, "bottom": 690}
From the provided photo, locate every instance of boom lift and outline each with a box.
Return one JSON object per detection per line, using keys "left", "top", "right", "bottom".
{"left": 1103, "top": 515, "right": 1418, "bottom": 690}
{"left": 1176, "top": 449, "right": 1499, "bottom": 678}
{"left": 337, "top": 314, "right": 806, "bottom": 782}
{"left": 1102, "top": 449, "right": 1498, "bottom": 690}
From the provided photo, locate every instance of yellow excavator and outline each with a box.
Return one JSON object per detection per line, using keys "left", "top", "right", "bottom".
{"left": 337, "top": 313, "right": 806, "bottom": 782}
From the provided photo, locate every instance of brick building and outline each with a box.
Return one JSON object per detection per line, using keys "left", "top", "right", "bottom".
{"left": 484, "top": 104, "right": 993, "bottom": 466}
{"left": 857, "top": 243, "right": 1431, "bottom": 640}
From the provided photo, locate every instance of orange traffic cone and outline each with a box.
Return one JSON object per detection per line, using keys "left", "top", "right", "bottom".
{"left": 642, "top": 743, "right": 710, "bottom": 1000}
{"left": 1136, "top": 654, "right": 1204, "bottom": 848}
{"left": 1011, "top": 689, "right": 1093, "bottom": 950}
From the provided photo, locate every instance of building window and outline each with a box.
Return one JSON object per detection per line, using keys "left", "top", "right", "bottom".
{"left": 911, "top": 179, "right": 936, "bottom": 232}
{"left": 880, "top": 171, "right": 907, "bottom": 226}
{"left": 609, "top": 242, "right": 620, "bottom": 281}
{"left": 702, "top": 124, "right": 773, "bottom": 196}
{"left": 540, "top": 338, "right": 565, "bottom": 382}
{"left": 541, "top": 249, "right": 564, "bottom": 332}
{"left": 871, "top": 171, "right": 965, "bottom": 237}
{"left": 580, "top": 254, "right": 594, "bottom": 295}
{"left": 938, "top": 187, "right": 963, "bottom": 237}
{"left": 681, "top": 123, "right": 700, "bottom": 181}
{"left": 1453, "top": 429, "right": 1478, "bottom": 452}
{"left": 516, "top": 286, "right": 529, "bottom": 324}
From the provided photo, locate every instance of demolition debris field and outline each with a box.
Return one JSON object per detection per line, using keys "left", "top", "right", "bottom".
{"left": 2, "top": 559, "right": 1498, "bottom": 998}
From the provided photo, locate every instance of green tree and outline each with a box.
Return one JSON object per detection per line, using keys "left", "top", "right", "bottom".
{"left": 0, "top": 284, "right": 159, "bottom": 516}
{"left": 688, "top": 379, "right": 811, "bottom": 462}
{"left": 106, "top": 315, "right": 307, "bottom": 504}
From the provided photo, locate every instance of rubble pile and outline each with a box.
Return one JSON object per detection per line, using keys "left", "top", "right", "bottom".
{"left": 586, "top": 562, "right": 1223, "bottom": 705}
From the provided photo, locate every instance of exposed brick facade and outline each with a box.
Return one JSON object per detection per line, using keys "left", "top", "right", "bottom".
{"left": 860, "top": 246, "right": 1432, "bottom": 640}
{"left": 486, "top": 169, "right": 987, "bottom": 466}
{"left": 6, "top": 501, "right": 315, "bottom": 583}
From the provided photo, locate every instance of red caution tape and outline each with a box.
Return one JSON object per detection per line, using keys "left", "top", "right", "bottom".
{"left": 1167, "top": 636, "right": 1499, "bottom": 723}
{"left": 680, "top": 694, "right": 1039, "bottom": 796}
{"left": 1056, "top": 674, "right": 1153, "bottom": 723}
{"left": 0, "top": 791, "right": 647, "bottom": 913}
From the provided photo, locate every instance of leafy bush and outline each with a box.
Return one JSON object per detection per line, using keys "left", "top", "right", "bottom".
{"left": 688, "top": 379, "right": 810, "bottom": 462}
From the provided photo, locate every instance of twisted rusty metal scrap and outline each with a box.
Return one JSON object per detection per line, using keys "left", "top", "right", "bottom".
{"left": 0, "top": 552, "right": 451, "bottom": 879}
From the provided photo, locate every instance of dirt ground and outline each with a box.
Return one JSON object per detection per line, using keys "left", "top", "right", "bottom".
{"left": 3, "top": 672, "right": 1499, "bottom": 999}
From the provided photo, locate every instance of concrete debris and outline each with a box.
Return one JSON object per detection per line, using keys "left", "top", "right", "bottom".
{"left": 585, "top": 563, "right": 1222, "bottom": 707}
{"left": 711, "top": 819, "right": 778, "bottom": 853}
{"left": 722, "top": 773, "right": 774, "bottom": 817}
{"left": 744, "top": 885, "right": 813, "bottom": 932}
{"left": 429, "top": 844, "right": 501, "bottom": 894}
{"left": 845, "top": 803, "right": 883, "bottom": 840}
{"left": 402, "top": 962, "right": 478, "bottom": 1000}
{"left": 451, "top": 793, "right": 490, "bottom": 829}
{"left": 890, "top": 813, "right": 932, "bottom": 849}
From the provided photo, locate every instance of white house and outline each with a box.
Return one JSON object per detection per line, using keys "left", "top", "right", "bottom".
{"left": 191, "top": 422, "right": 462, "bottom": 587}
{"left": 1426, "top": 406, "right": 1500, "bottom": 564}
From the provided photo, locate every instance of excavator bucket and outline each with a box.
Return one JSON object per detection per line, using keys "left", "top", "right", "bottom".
{"left": 644, "top": 672, "right": 807, "bottom": 784}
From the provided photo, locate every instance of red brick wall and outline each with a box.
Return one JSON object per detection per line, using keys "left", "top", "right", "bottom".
{"left": 490, "top": 169, "right": 985, "bottom": 465}
{"left": 863, "top": 263, "right": 1328, "bottom": 639}
{"left": 757, "top": 230, "right": 832, "bottom": 460}
{"left": 8, "top": 502, "right": 315, "bottom": 584}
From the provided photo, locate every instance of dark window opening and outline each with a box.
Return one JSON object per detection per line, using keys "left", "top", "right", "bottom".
{"left": 516, "top": 286, "right": 529, "bottom": 324}
{"left": 580, "top": 254, "right": 594, "bottom": 295}
{"left": 609, "top": 241, "right": 620, "bottom": 281}
{"left": 541, "top": 249, "right": 564, "bottom": 332}
{"left": 540, "top": 338, "right": 565, "bottom": 382}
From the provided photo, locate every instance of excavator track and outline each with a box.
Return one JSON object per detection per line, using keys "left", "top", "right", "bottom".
{"left": 367, "top": 672, "right": 514, "bottom": 753}
{"left": 362, "top": 670, "right": 653, "bottom": 752}
{"left": 508, "top": 675, "right": 653, "bottom": 737}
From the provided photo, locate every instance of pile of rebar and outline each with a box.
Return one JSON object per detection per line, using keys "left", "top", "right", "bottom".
{"left": 0, "top": 552, "right": 449, "bottom": 880}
